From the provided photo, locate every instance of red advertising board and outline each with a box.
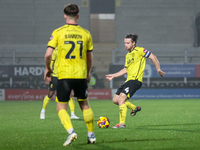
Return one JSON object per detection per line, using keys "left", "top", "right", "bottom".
{"left": 5, "top": 89, "right": 111, "bottom": 101}
{"left": 5, "top": 89, "right": 54, "bottom": 101}
{"left": 88, "top": 89, "right": 112, "bottom": 100}
{"left": 196, "top": 65, "right": 200, "bottom": 77}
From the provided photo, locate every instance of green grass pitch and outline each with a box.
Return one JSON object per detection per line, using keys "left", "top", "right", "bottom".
{"left": 0, "top": 99, "right": 200, "bottom": 150}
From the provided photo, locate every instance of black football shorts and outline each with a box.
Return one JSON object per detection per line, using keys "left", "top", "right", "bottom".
{"left": 48, "top": 76, "right": 58, "bottom": 91}
{"left": 116, "top": 80, "right": 142, "bottom": 99}
{"left": 57, "top": 79, "right": 88, "bottom": 102}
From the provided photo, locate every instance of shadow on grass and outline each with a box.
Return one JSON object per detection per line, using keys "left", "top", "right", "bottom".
{"left": 71, "top": 118, "right": 100, "bottom": 122}
{"left": 72, "top": 138, "right": 176, "bottom": 150}
{"left": 79, "top": 137, "right": 176, "bottom": 145}
{"left": 136, "top": 122, "right": 200, "bottom": 133}
{"left": 138, "top": 122, "right": 200, "bottom": 127}
{"left": 73, "top": 138, "right": 177, "bottom": 150}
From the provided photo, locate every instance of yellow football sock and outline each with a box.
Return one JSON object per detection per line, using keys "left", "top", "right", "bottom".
{"left": 83, "top": 108, "right": 94, "bottom": 132}
{"left": 125, "top": 100, "right": 136, "bottom": 110}
{"left": 68, "top": 98, "right": 75, "bottom": 113}
{"left": 119, "top": 104, "right": 127, "bottom": 124}
{"left": 42, "top": 95, "right": 51, "bottom": 110}
{"left": 58, "top": 109, "right": 73, "bottom": 133}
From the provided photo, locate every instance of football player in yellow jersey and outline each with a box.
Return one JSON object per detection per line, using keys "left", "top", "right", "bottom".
{"left": 44, "top": 4, "right": 96, "bottom": 146}
{"left": 106, "top": 34, "right": 165, "bottom": 128}
{"left": 40, "top": 47, "right": 79, "bottom": 120}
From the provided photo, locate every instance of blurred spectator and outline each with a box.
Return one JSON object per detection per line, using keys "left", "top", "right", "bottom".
{"left": 26, "top": 75, "right": 40, "bottom": 89}
{"left": 89, "top": 67, "right": 104, "bottom": 89}
{"left": 195, "top": 12, "right": 200, "bottom": 47}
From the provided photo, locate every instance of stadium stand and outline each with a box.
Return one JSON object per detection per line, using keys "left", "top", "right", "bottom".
{"left": 21, "top": 83, "right": 27, "bottom": 89}
{"left": 1, "top": 83, "right": 10, "bottom": 89}
{"left": 12, "top": 83, "right": 20, "bottom": 89}
{"left": 141, "top": 83, "right": 148, "bottom": 89}
{"left": 149, "top": 83, "right": 158, "bottom": 88}
{"left": 168, "top": 83, "right": 177, "bottom": 89}
{"left": 187, "top": 82, "right": 197, "bottom": 88}
{"left": 92, "top": 43, "right": 117, "bottom": 88}
{"left": 0, "top": 43, "right": 116, "bottom": 89}
{"left": 158, "top": 83, "right": 168, "bottom": 89}
{"left": 177, "top": 83, "right": 187, "bottom": 88}
{"left": 113, "top": 46, "right": 200, "bottom": 64}
{"left": 40, "top": 82, "right": 48, "bottom": 89}
{"left": 0, "top": 0, "right": 200, "bottom": 89}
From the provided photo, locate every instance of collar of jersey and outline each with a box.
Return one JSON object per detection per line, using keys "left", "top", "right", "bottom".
{"left": 66, "top": 23, "right": 78, "bottom": 26}
{"left": 129, "top": 47, "right": 135, "bottom": 53}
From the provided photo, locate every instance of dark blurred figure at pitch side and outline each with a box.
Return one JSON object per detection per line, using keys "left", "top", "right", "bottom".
{"left": 195, "top": 12, "right": 200, "bottom": 47}
{"left": 26, "top": 75, "right": 40, "bottom": 89}
{"left": 89, "top": 67, "right": 105, "bottom": 89}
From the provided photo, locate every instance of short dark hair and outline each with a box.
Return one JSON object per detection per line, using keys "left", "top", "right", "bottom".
{"left": 125, "top": 34, "right": 138, "bottom": 43}
{"left": 63, "top": 4, "right": 79, "bottom": 17}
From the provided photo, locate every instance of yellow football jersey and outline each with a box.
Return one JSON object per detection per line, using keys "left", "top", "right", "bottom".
{"left": 50, "top": 47, "right": 58, "bottom": 77}
{"left": 125, "top": 46, "right": 151, "bottom": 82}
{"left": 47, "top": 24, "right": 93, "bottom": 79}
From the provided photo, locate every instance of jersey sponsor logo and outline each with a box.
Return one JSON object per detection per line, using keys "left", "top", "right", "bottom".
{"left": 49, "top": 35, "right": 53, "bottom": 41}
{"left": 65, "top": 34, "right": 82, "bottom": 39}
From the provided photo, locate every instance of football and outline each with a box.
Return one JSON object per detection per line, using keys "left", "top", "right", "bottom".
{"left": 97, "top": 116, "right": 110, "bottom": 128}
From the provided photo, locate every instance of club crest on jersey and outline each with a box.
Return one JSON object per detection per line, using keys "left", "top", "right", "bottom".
{"left": 143, "top": 49, "right": 148, "bottom": 53}
{"left": 127, "top": 58, "right": 134, "bottom": 64}
{"left": 49, "top": 35, "right": 53, "bottom": 41}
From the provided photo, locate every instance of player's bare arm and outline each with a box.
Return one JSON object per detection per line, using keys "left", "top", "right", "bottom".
{"left": 44, "top": 47, "right": 54, "bottom": 84}
{"left": 87, "top": 51, "right": 93, "bottom": 83}
{"left": 148, "top": 53, "right": 165, "bottom": 77}
{"left": 106, "top": 68, "right": 127, "bottom": 81}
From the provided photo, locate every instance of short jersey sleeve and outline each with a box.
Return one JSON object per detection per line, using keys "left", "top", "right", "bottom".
{"left": 51, "top": 47, "right": 57, "bottom": 62}
{"left": 87, "top": 32, "right": 93, "bottom": 51}
{"left": 47, "top": 30, "right": 58, "bottom": 48}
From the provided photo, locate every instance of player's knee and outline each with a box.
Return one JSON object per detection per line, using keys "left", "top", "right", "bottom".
{"left": 78, "top": 100, "right": 90, "bottom": 111}
{"left": 112, "top": 98, "right": 118, "bottom": 105}
{"left": 112, "top": 94, "right": 119, "bottom": 105}
{"left": 57, "top": 103, "right": 67, "bottom": 112}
